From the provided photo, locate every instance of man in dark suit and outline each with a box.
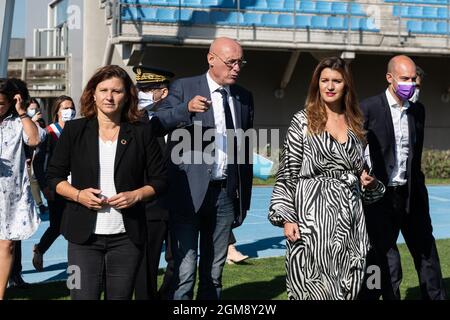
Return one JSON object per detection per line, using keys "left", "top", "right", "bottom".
{"left": 359, "top": 55, "right": 447, "bottom": 300}
{"left": 156, "top": 37, "right": 254, "bottom": 300}
{"left": 132, "top": 65, "right": 175, "bottom": 300}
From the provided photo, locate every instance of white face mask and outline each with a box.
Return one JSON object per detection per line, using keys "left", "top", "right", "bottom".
{"left": 409, "top": 88, "right": 420, "bottom": 103}
{"left": 27, "top": 109, "right": 37, "bottom": 118}
{"left": 61, "top": 108, "right": 75, "bottom": 122}
{"left": 138, "top": 91, "right": 154, "bottom": 111}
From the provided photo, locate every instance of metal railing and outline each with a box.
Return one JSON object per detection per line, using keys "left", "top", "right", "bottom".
{"left": 7, "top": 56, "right": 71, "bottom": 98}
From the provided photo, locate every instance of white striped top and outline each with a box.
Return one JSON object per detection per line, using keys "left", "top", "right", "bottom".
{"left": 94, "top": 139, "right": 126, "bottom": 235}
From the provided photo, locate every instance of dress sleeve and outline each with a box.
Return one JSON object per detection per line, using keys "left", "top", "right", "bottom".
{"left": 268, "top": 112, "right": 304, "bottom": 227}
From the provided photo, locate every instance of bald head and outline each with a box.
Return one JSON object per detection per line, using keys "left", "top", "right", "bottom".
{"left": 386, "top": 55, "right": 417, "bottom": 104}
{"left": 209, "top": 37, "right": 242, "bottom": 57}
{"left": 207, "top": 37, "right": 244, "bottom": 86}
{"left": 387, "top": 55, "right": 416, "bottom": 75}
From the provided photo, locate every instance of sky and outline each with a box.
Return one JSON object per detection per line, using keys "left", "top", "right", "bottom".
{"left": 11, "top": 0, "right": 26, "bottom": 38}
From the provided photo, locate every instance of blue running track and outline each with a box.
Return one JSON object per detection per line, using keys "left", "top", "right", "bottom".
{"left": 20, "top": 185, "right": 450, "bottom": 284}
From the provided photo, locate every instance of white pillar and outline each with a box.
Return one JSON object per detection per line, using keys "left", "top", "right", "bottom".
{"left": 0, "top": 0, "right": 15, "bottom": 77}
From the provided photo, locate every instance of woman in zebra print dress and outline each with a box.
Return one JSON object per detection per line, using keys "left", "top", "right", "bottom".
{"left": 268, "top": 57, "right": 385, "bottom": 300}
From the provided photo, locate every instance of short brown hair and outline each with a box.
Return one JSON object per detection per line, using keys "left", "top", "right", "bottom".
{"left": 80, "top": 65, "right": 141, "bottom": 122}
{"left": 305, "top": 57, "right": 365, "bottom": 142}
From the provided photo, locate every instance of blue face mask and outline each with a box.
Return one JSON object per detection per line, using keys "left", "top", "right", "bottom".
{"left": 61, "top": 108, "right": 75, "bottom": 122}
{"left": 138, "top": 91, "right": 154, "bottom": 111}
{"left": 27, "top": 109, "right": 37, "bottom": 118}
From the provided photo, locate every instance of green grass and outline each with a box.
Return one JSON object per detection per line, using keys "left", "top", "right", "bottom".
{"left": 253, "top": 177, "right": 450, "bottom": 186}
{"left": 6, "top": 239, "right": 450, "bottom": 300}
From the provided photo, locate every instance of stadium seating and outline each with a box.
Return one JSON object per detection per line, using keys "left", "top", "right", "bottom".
{"left": 121, "top": 0, "right": 450, "bottom": 35}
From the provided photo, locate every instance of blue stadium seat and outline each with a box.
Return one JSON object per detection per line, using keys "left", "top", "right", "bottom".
{"left": 423, "top": 7, "right": 439, "bottom": 19}
{"left": 437, "top": 22, "right": 449, "bottom": 34}
{"left": 407, "top": 6, "right": 423, "bottom": 18}
{"left": 122, "top": 7, "right": 158, "bottom": 21}
{"left": 166, "top": 0, "right": 180, "bottom": 6}
{"left": 295, "top": 15, "right": 311, "bottom": 28}
{"left": 210, "top": 10, "right": 227, "bottom": 23}
{"left": 362, "top": 17, "right": 379, "bottom": 31}
{"left": 283, "top": 0, "right": 296, "bottom": 12}
{"left": 278, "top": 14, "right": 294, "bottom": 27}
{"left": 311, "top": 16, "right": 328, "bottom": 29}
{"left": 261, "top": 13, "right": 278, "bottom": 27}
{"left": 348, "top": 17, "right": 361, "bottom": 30}
{"left": 407, "top": 20, "right": 422, "bottom": 33}
{"left": 184, "top": 0, "right": 202, "bottom": 7}
{"left": 267, "top": 0, "right": 285, "bottom": 11}
{"left": 242, "top": 12, "right": 262, "bottom": 26}
{"left": 316, "top": 1, "right": 332, "bottom": 14}
{"left": 179, "top": 9, "right": 193, "bottom": 22}
{"left": 241, "top": 0, "right": 268, "bottom": 11}
{"left": 201, "top": 0, "right": 219, "bottom": 6}
{"left": 220, "top": 0, "right": 237, "bottom": 9}
{"left": 192, "top": 10, "right": 210, "bottom": 24}
{"left": 438, "top": 7, "right": 448, "bottom": 19}
{"left": 350, "top": 3, "right": 365, "bottom": 16}
{"left": 299, "top": 0, "right": 316, "bottom": 13}
{"left": 422, "top": 21, "right": 438, "bottom": 33}
{"left": 156, "top": 8, "right": 177, "bottom": 22}
{"left": 328, "top": 16, "right": 346, "bottom": 30}
{"left": 393, "top": 6, "right": 408, "bottom": 17}
{"left": 331, "top": 2, "right": 349, "bottom": 15}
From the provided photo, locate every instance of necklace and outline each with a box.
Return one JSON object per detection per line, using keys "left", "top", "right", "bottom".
{"left": 100, "top": 126, "right": 120, "bottom": 142}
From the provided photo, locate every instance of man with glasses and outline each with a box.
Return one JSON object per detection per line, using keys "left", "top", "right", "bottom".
{"left": 156, "top": 37, "right": 254, "bottom": 300}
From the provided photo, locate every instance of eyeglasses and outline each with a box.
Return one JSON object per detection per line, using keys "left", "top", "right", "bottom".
{"left": 210, "top": 52, "right": 247, "bottom": 69}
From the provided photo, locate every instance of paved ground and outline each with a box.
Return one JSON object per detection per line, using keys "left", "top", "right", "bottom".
{"left": 20, "top": 185, "right": 450, "bottom": 284}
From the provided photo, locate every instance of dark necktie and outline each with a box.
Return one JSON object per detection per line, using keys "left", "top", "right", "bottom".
{"left": 217, "top": 88, "right": 238, "bottom": 199}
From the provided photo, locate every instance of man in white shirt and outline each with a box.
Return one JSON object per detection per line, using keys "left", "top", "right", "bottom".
{"left": 359, "top": 55, "right": 446, "bottom": 300}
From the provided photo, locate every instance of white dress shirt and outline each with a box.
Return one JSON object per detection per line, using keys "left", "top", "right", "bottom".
{"left": 206, "top": 72, "right": 237, "bottom": 180}
{"left": 385, "top": 89, "right": 410, "bottom": 186}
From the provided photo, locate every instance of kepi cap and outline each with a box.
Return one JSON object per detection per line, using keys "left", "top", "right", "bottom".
{"left": 132, "top": 65, "right": 174, "bottom": 90}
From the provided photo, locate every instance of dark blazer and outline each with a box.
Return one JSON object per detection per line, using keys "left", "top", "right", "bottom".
{"left": 360, "top": 92, "right": 428, "bottom": 214}
{"left": 46, "top": 117, "right": 167, "bottom": 245}
{"left": 155, "top": 74, "right": 254, "bottom": 227}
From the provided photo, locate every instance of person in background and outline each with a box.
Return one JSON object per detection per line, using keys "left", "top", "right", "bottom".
{"left": 268, "top": 57, "right": 385, "bottom": 300}
{"left": 26, "top": 98, "right": 47, "bottom": 215}
{"left": 132, "top": 65, "right": 175, "bottom": 300}
{"left": 6, "top": 81, "right": 43, "bottom": 290}
{"left": 46, "top": 65, "right": 167, "bottom": 300}
{"left": 32, "top": 95, "right": 76, "bottom": 271}
{"left": 0, "top": 78, "right": 44, "bottom": 299}
{"left": 226, "top": 231, "right": 248, "bottom": 264}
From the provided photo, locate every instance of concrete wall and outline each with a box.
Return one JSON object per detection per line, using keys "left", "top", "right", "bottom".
{"left": 139, "top": 46, "right": 450, "bottom": 150}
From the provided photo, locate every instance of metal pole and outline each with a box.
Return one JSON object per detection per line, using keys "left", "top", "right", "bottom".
{"left": 0, "top": 0, "right": 15, "bottom": 77}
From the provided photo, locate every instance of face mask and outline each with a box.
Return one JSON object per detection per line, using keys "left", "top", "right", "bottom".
{"left": 27, "top": 109, "right": 37, "bottom": 118}
{"left": 138, "top": 91, "right": 154, "bottom": 110}
{"left": 393, "top": 80, "right": 416, "bottom": 101}
{"left": 61, "top": 108, "right": 75, "bottom": 122}
{"left": 409, "top": 88, "right": 420, "bottom": 103}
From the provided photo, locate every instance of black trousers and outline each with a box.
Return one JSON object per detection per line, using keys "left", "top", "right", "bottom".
{"left": 68, "top": 233, "right": 142, "bottom": 300}
{"left": 359, "top": 185, "right": 447, "bottom": 300}
{"left": 134, "top": 220, "right": 174, "bottom": 300}
{"left": 36, "top": 199, "right": 64, "bottom": 254}
{"left": 10, "top": 241, "right": 22, "bottom": 277}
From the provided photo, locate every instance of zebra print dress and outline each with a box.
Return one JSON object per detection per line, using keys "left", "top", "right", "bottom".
{"left": 268, "top": 110, "right": 385, "bottom": 300}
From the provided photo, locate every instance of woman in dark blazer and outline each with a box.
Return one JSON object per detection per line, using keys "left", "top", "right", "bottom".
{"left": 47, "top": 65, "right": 167, "bottom": 300}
